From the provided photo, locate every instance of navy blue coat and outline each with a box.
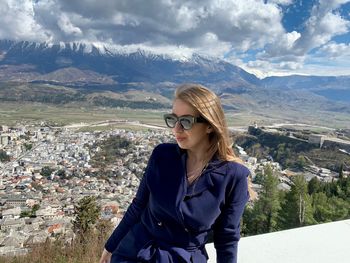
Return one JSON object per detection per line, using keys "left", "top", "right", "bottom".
{"left": 105, "top": 143, "right": 250, "bottom": 263}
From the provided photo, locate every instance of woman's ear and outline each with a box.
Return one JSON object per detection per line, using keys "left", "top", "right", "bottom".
{"left": 206, "top": 125, "right": 213, "bottom": 134}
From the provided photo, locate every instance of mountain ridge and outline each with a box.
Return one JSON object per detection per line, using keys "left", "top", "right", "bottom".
{"left": 0, "top": 39, "right": 260, "bottom": 85}
{"left": 0, "top": 39, "right": 350, "bottom": 127}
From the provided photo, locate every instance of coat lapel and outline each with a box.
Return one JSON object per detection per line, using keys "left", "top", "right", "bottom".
{"left": 185, "top": 156, "right": 226, "bottom": 197}
{"left": 149, "top": 144, "right": 186, "bottom": 217}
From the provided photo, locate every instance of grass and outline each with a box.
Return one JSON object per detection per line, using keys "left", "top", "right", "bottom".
{"left": 0, "top": 238, "right": 102, "bottom": 263}
{"left": 0, "top": 102, "right": 167, "bottom": 127}
{"left": 0, "top": 101, "right": 349, "bottom": 130}
{"left": 0, "top": 227, "right": 112, "bottom": 263}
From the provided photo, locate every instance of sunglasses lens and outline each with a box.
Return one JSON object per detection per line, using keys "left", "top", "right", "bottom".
{"left": 164, "top": 115, "right": 177, "bottom": 128}
{"left": 179, "top": 117, "right": 192, "bottom": 130}
{"left": 164, "top": 114, "right": 196, "bottom": 130}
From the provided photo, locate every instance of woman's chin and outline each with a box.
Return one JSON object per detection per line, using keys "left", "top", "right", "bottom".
{"left": 176, "top": 141, "right": 188, "bottom": 149}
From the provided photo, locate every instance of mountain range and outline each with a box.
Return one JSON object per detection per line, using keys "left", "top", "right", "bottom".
{"left": 0, "top": 39, "right": 349, "bottom": 126}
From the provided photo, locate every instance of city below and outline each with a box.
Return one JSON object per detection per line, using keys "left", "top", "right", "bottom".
{"left": 0, "top": 121, "right": 349, "bottom": 256}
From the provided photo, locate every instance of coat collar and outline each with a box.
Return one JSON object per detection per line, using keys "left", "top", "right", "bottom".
{"left": 175, "top": 144, "right": 227, "bottom": 197}
{"left": 176, "top": 144, "right": 227, "bottom": 173}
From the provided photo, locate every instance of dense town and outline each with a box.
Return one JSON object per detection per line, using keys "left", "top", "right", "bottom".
{"left": 0, "top": 123, "right": 346, "bottom": 257}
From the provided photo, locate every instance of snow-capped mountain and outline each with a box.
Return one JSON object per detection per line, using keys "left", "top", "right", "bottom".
{"left": 0, "top": 39, "right": 349, "bottom": 117}
{"left": 0, "top": 40, "right": 259, "bottom": 88}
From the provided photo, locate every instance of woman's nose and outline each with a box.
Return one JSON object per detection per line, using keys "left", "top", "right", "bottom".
{"left": 172, "top": 121, "right": 183, "bottom": 132}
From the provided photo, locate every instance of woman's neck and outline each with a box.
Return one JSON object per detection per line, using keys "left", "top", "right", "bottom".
{"left": 186, "top": 142, "right": 210, "bottom": 164}
{"left": 186, "top": 147, "right": 210, "bottom": 184}
{"left": 187, "top": 142, "right": 212, "bottom": 171}
{"left": 187, "top": 151, "right": 206, "bottom": 165}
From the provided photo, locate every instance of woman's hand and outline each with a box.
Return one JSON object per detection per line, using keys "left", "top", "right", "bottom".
{"left": 99, "top": 248, "right": 112, "bottom": 263}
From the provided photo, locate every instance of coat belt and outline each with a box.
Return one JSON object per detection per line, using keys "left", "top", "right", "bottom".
{"left": 136, "top": 239, "right": 205, "bottom": 263}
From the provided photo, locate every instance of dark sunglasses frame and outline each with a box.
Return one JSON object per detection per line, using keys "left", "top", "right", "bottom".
{"left": 163, "top": 113, "right": 207, "bottom": 130}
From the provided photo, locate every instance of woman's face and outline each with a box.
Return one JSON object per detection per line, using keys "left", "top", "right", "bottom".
{"left": 171, "top": 99, "right": 211, "bottom": 151}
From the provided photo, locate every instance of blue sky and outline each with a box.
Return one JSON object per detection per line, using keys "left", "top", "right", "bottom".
{"left": 0, "top": 0, "right": 349, "bottom": 78}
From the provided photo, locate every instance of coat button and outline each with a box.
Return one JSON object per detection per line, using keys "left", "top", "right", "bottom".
{"left": 157, "top": 221, "right": 162, "bottom": 226}
{"left": 184, "top": 228, "right": 189, "bottom": 232}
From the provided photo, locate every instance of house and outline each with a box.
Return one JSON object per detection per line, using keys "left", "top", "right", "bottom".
{"left": 35, "top": 206, "right": 58, "bottom": 220}
{"left": 24, "top": 217, "right": 45, "bottom": 229}
{"left": 5, "top": 195, "right": 28, "bottom": 208}
{"left": 1, "top": 207, "right": 21, "bottom": 219}
{"left": 23, "top": 231, "right": 48, "bottom": 247}
{"left": 0, "top": 236, "right": 23, "bottom": 248}
{"left": 0, "top": 218, "right": 25, "bottom": 231}
{"left": 308, "top": 134, "right": 325, "bottom": 147}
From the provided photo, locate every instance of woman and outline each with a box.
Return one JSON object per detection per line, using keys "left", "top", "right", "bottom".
{"left": 99, "top": 84, "right": 250, "bottom": 263}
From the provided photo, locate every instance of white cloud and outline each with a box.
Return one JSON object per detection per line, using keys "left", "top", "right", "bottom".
{"left": 243, "top": 57, "right": 305, "bottom": 78}
{"left": 57, "top": 13, "right": 82, "bottom": 36}
{"left": 318, "top": 42, "right": 350, "bottom": 58}
{"left": 319, "top": 0, "right": 350, "bottom": 10}
{"left": 267, "top": 0, "right": 294, "bottom": 5}
{"left": 0, "top": 0, "right": 289, "bottom": 56}
{"left": 259, "top": 31, "right": 301, "bottom": 60}
{"left": 0, "top": 0, "right": 349, "bottom": 77}
{"left": 310, "top": 42, "right": 350, "bottom": 75}
{"left": 295, "top": 62, "right": 350, "bottom": 76}
{"left": 250, "top": 0, "right": 350, "bottom": 77}
{"left": 0, "top": 0, "right": 47, "bottom": 41}
{"left": 173, "top": 5, "right": 203, "bottom": 32}
{"left": 279, "top": 60, "right": 303, "bottom": 70}
{"left": 209, "top": 0, "right": 285, "bottom": 51}
{"left": 305, "top": 12, "right": 348, "bottom": 46}
{"left": 294, "top": 1, "right": 350, "bottom": 54}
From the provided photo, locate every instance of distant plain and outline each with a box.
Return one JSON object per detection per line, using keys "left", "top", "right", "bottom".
{"left": 1, "top": 100, "right": 349, "bottom": 132}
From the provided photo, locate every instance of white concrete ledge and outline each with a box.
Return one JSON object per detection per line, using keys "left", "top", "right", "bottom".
{"left": 206, "top": 219, "right": 350, "bottom": 263}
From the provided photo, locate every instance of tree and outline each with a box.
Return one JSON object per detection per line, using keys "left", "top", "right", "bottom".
{"left": 32, "top": 204, "right": 40, "bottom": 215}
{"left": 0, "top": 150, "right": 10, "bottom": 162}
{"left": 24, "top": 143, "right": 32, "bottom": 151}
{"left": 339, "top": 163, "right": 344, "bottom": 179}
{"left": 262, "top": 165, "right": 282, "bottom": 232}
{"left": 243, "top": 165, "right": 281, "bottom": 234}
{"left": 40, "top": 166, "right": 54, "bottom": 178}
{"left": 20, "top": 204, "right": 40, "bottom": 218}
{"left": 308, "top": 176, "right": 321, "bottom": 195}
{"left": 252, "top": 172, "right": 264, "bottom": 185}
{"left": 312, "top": 192, "right": 350, "bottom": 223}
{"left": 73, "top": 196, "right": 101, "bottom": 237}
{"left": 56, "top": 169, "right": 66, "bottom": 178}
{"left": 339, "top": 176, "right": 350, "bottom": 200}
{"left": 20, "top": 210, "right": 31, "bottom": 218}
{"left": 328, "top": 196, "right": 350, "bottom": 221}
{"left": 297, "top": 155, "right": 306, "bottom": 169}
{"left": 275, "top": 143, "right": 286, "bottom": 162}
{"left": 279, "top": 175, "right": 315, "bottom": 229}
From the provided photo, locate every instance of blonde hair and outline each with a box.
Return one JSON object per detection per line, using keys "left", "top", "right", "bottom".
{"left": 174, "top": 83, "right": 242, "bottom": 164}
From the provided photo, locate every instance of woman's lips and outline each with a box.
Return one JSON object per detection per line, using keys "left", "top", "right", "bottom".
{"left": 176, "top": 136, "right": 186, "bottom": 142}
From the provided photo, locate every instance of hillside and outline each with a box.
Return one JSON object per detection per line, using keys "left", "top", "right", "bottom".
{"left": 234, "top": 126, "right": 350, "bottom": 172}
{"left": 0, "top": 40, "right": 350, "bottom": 128}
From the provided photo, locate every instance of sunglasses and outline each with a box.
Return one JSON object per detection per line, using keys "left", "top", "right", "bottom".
{"left": 163, "top": 113, "right": 207, "bottom": 130}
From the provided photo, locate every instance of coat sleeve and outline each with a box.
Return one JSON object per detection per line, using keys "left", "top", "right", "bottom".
{"left": 104, "top": 150, "right": 154, "bottom": 253}
{"left": 213, "top": 165, "right": 250, "bottom": 263}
